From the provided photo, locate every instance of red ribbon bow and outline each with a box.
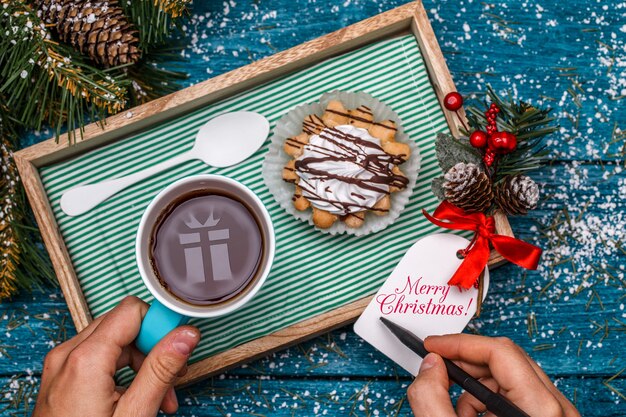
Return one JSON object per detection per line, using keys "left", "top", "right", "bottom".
{"left": 422, "top": 201, "right": 542, "bottom": 289}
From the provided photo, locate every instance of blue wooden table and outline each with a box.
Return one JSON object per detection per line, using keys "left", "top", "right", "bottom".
{"left": 4, "top": 1, "right": 626, "bottom": 415}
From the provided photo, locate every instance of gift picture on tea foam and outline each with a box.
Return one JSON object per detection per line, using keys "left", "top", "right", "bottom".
{"left": 150, "top": 192, "right": 264, "bottom": 306}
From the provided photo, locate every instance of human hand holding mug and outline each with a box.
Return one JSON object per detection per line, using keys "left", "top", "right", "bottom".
{"left": 135, "top": 174, "right": 275, "bottom": 353}
{"left": 33, "top": 296, "right": 200, "bottom": 417}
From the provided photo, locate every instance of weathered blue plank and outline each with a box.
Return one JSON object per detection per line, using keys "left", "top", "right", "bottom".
{"left": 174, "top": 376, "right": 622, "bottom": 417}
{"left": 1, "top": 374, "right": 624, "bottom": 416}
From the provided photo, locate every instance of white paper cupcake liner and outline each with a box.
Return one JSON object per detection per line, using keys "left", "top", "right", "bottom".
{"left": 262, "top": 90, "right": 421, "bottom": 236}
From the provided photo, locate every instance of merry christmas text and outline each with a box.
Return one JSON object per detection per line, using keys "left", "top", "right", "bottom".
{"left": 376, "top": 275, "right": 472, "bottom": 316}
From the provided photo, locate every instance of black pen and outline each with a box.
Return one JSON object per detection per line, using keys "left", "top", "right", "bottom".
{"left": 379, "top": 317, "right": 530, "bottom": 417}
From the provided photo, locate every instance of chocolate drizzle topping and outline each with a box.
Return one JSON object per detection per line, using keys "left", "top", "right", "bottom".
{"left": 295, "top": 126, "right": 408, "bottom": 215}
{"left": 325, "top": 109, "right": 398, "bottom": 130}
{"left": 285, "top": 136, "right": 307, "bottom": 150}
{"left": 302, "top": 115, "right": 326, "bottom": 135}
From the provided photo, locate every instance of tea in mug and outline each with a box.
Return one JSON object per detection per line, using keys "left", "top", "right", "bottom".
{"left": 149, "top": 191, "right": 264, "bottom": 305}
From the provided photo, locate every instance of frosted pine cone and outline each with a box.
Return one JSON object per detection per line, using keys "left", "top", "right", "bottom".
{"left": 443, "top": 162, "right": 493, "bottom": 213}
{"left": 495, "top": 175, "right": 540, "bottom": 215}
{"left": 38, "top": 0, "right": 141, "bottom": 68}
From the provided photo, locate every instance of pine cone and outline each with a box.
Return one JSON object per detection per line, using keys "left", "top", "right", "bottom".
{"left": 443, "top": 162, "right": 493, "bottom": 213}
{"left": 38, "top": 0, "right": 141, "bottom": 68}
{"left": 495, "top": 175, "right": 539, "bottom": 215}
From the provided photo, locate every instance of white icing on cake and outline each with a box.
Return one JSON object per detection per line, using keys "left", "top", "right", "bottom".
{"left": 295, "top": 124, "right": 395, "bottom": 215}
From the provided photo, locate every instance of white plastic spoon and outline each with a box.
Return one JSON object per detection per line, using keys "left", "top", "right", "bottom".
{"left": 60, "top": 111, "right": 270, "bottom": 216}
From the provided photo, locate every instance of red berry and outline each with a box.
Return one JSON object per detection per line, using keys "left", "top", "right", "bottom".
{"left": 490, "top": 103, "right": 498, "bottom": 109}
{"left": 503, "top": 132, "right": 517, "bottom": 152}
{"left": 488, "top": 132, "right": 506, "bottom": 151}
{"left": 470, "top": 131, "right": 488, "bottom": 148}
{"left": 488, "top": 131, "right": 517, "bottom": 154}
{"left": 444, "top": 92, "right": 463, "bottom": 111}
{"left": 483, "top": 150, "right": 495, "bottom": 167}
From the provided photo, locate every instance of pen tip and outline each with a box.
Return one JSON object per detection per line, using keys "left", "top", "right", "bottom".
{"left": 379, "top": 316, "right": 392, "bottom": 327}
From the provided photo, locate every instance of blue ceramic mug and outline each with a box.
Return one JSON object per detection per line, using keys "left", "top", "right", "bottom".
{"left": 134, "top": 175, "right": 275, "bottom": 354}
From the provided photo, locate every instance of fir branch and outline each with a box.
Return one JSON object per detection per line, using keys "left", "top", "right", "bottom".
{"left": 0, "top": 101, "right": 21, "bottom": 299}
{"left": 431, "top": 176, "right": 446, "bottom": 201}
{"left": 464, "top": 84, "right": 558, "bottom": 182}
{"left": 465, "top": 85, "right": 558, "bottom": 141}
{"left": 0, "top": 131, "right": 55, "bottom": 300}
{"left": 123, "top": 47, "right": 189, "bottom": 106}
{"left": 0, "top": 0, "right": 128, "bottom": 142}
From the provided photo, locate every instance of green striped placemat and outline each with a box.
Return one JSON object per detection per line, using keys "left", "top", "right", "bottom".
{"left": 40, "top": 34, "right": 451, "bottom": 383}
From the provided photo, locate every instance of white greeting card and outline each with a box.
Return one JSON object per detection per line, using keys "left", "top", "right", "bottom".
{"left": 354, "top": 233, "right": 489, "bottom": 375}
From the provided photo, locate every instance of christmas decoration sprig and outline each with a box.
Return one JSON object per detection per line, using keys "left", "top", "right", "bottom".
{"left": 425, "top": 86, "right": 551, "bottom": 307}
{"left": 432, "top": 86, "right": 558, "bottom": 215}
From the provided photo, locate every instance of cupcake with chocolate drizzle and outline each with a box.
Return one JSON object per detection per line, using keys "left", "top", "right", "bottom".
{"left": 264, "top": 91, "right": 420, "bottom": 235}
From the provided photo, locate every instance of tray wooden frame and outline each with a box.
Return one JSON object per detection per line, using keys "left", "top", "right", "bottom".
{"left": 14, "top": 1, "right": 512, "bottom": 386}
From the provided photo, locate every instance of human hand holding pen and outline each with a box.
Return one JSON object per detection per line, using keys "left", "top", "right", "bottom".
{"left": 407, "top": 334, "right": 580, "bottom": 417}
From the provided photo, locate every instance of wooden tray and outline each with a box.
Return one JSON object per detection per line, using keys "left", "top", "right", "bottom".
{"left": 15, "top": 1, "right": 512, "bottom": 386}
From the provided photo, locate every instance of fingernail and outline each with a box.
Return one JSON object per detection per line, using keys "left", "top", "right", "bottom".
{"left": 172, "top": 329, "right": 199, "bottom": 356}
{"left": 419, "top": 353, "right": 438, "bottom": 372}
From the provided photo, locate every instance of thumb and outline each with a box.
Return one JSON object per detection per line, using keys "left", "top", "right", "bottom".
{"left": 117, "top": 326, "right": 200, "bottom": 417}
{"left": 408, "top": 353, "right": 456, "bottom": 417}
